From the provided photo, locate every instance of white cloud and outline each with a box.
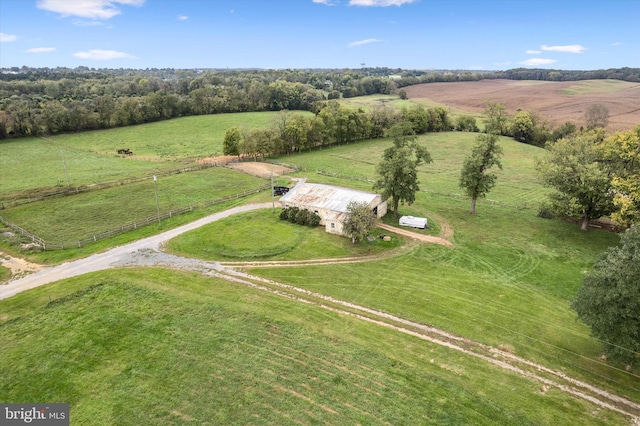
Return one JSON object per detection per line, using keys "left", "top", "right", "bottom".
{"left": 519, "top": 58, "right": 557, "bottom": 66}
{"left": 541, "top": 44, "right": 586, "bottom": 54}
{"left": 312, "top": 0, "right": 335, "bottom": 4}
{"left": 26, "top": 47, "right": 56, "bottom": 53}
{"left": 612, "top": 42, "right": 622, "bottom": 46}
{"left": 72, "top": 20, "right": 107, "bottom": 26}
{"left": 526, "top": 49, "right": 541, "bottom": 55}
{"left": 73, "top": 49, "right": 135, "bottom": 60}
{"left": 37, "top": 0, "right": 144, "bottom": 20}
{"left": 178, "top": 15, "right": 188, "bottom": 20}
{"left": 0, "top": 33, "right": 18, "bottom": 42}
{"left": 349, "top": 0, "right": 417, "bottom": 6}
{"left": 348, "top": 38, "right": 382, "bottom": 47}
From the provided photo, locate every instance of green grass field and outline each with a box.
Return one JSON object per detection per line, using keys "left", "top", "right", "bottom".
{"left": 0, "top": 167, "right": 266, "bottom": 242}
{"left": 166, "top": 209, "right": 404, "bottom": 260}
{"left": 0, "top": 269, "right": 627, "bottom": 425}
{"left": 0, "top": 111, "right": 308, "bottom": 199}
{"left": 283, "top": 131, "right": 549, "bottom": 206}
{"left": 1, "top": 110, "right": 638, "bottom": 423}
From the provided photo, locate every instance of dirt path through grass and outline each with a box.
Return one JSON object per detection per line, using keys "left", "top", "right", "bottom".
{"left": 1, "top": 203, "right": 638, "bottom": 422}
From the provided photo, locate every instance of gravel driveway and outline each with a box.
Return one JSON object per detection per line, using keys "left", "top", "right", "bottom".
{"left": 0, "top": 203, "right": 273, "bottom": 300}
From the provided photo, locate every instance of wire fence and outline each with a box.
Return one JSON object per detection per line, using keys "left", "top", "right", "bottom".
{"left": 0, "top": 161, "right": 229, "bottom": 210}
{"left": 0, "top": 183, "right": 270, "bottom": 251}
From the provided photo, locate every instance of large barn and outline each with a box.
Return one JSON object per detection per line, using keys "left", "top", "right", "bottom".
{"left": 280, "top": 180, "right": 388, "bottom": 235}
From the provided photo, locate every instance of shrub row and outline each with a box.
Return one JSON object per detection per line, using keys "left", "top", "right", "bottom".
{"left": 280, "top": 207, "right": 321, "bottom": 227}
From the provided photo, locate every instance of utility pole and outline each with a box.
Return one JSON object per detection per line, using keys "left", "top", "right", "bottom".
{"left": 153, "top": 175, "right": 161, "bottom": 225}
{"left": 271, "top": 170, "right": 275, "bottom": 212}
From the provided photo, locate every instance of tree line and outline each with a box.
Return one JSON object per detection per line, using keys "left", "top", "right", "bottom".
{"left": 222, "top": 102, "right": 458, "bottom": 159}
{"left": 1, "top": 66, "right": 638, "bottom": 139}
{"left": 0, "top": 68, "right": 397, "bottom": 139}
{"left": 393, "top": 67, "right": 640, "bottom": 87}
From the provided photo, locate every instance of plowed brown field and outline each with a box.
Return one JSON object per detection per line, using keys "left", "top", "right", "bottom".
{"left": 405, "top": 79, "right": 640, "bottom": 131}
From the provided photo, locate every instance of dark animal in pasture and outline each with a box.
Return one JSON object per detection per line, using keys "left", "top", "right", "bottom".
{"left": 117, "top": 148, "right": 133, "bottom": 155}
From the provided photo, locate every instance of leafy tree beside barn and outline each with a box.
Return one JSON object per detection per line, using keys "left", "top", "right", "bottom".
{"left": 373, "top": 122, "right": 432, "bottom": 217}
{"left": 343, "top": 201, "right": 377, "bottom": 244}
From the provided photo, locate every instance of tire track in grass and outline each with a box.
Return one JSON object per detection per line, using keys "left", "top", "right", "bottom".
{"left": 4, "top": 203, "right": 639, "bottom": 422}
{"left": 112, "top": 246, "right": 640, "bottom": 421}
{"left": 210, "top": 266, "right": 640, "bottom": 422}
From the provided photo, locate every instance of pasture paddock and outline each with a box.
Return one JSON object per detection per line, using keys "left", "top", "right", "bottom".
{"left": 0, "top": 167, "right": 267, "bottom": 242}
{"left": 0, "top": 111, "right": 309, "bottom": 199}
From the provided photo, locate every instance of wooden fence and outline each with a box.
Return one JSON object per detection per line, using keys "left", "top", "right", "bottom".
{"left": 0, "top": 183, "right": 270, "bottom": 251}
{"left": 0, "top": 161, "right": 228, "bottom": 210}
{"left": 0, "top": 216, "right": 47, "bottom": 247}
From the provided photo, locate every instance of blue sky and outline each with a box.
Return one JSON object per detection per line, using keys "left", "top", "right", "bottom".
{"left": 0, "top": 0, "right": 638, "bottom": 70}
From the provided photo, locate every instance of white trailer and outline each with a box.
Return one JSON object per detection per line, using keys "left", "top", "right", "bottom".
{"left": 399, "top": 216, "right": 427, "bottom": 229}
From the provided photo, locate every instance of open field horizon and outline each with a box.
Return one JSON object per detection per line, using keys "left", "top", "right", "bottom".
{"left": 405, "top": 79, "right": 640, "bottom": 131}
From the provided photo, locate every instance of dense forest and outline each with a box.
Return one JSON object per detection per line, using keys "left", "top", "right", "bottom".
{"left": 0, "top": 66, "right": 638, "bottom": 139}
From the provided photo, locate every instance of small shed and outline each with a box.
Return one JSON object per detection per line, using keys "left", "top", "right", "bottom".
{"left": 280, "top": 180, "right": 387, "bottom": 235}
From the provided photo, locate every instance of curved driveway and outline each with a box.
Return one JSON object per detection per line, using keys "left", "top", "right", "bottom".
{"left": 0, "top": 203, "right": 273, "bottom": 301}
{"left": 0, "top": 203, "right": 454, "bottom": 301}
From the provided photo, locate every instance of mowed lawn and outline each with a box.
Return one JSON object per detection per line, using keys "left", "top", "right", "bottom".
{"left": 0, "top": 269, "right": 627, "bottom": 425}
{"left": 1, "top": 167, "right": 266, "bottom": 241}
{"left": 166, "top": 209, "right": 404, "bottom": 260}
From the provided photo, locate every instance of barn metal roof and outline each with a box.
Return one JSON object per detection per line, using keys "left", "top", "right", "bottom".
{"left": 280, "top": 179, "right": 381, "bottom": 213}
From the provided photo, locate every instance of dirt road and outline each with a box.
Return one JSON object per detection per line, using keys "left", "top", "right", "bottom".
{"left": 0, "top": 203, "right": 273, "bottom": 301}
{"left": 379, "top": 223, "right": 453, "bottom": 247}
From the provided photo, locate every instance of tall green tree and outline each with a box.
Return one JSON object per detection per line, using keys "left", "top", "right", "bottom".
{"left": 483, "top": 101, "right": 509, "bottom": 135}
{"left": 222, "top": 127, "right": 242, "bottom": 156}
{"left": 510, "top": 110, "right": 535, "bottom": 144}
{"left": 283, "top": 113, "right": 311, "bottom": 153}
{"left": 459, "top": 133, "right": 503, "bottom": 214}
{"left": 456, "top": 115, "right": 479, "bottom": 132}
{"left": 373, "top": 122, "right": 432, "bottom": 216}
{"left": 601, "top": 125, "right": 640, "bottom": 226}
{"left": 536, "top": 131, "right": 614, "bottom": 231}
{"left": 343, "top": 201, "right": 378, "bottom": 244}
{"left": 572, "top": 224, "right": 640, "bottom": 366}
